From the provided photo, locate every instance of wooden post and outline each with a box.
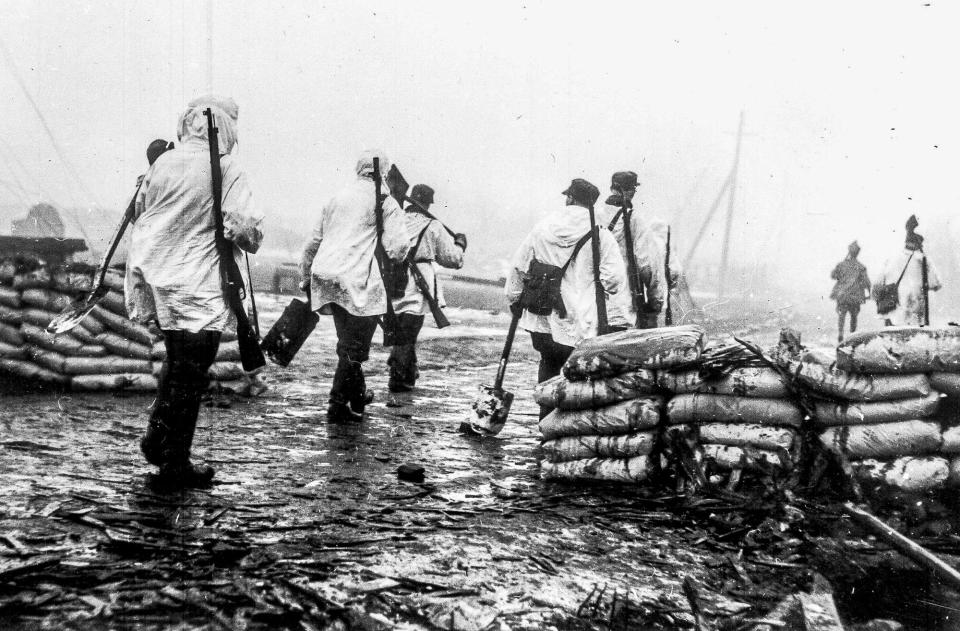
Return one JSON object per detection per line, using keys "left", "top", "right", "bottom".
{"left": 718, "top": 111, "right": 744, "bottom": 300}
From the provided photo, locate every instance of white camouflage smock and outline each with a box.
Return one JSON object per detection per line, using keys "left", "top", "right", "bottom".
{"left": 876, "top": 248, "right": 942, "bottom": 326}
{"left": 602, "top": 202, "right": 668, "bottom": 325}
{"left": 300, "top": 174, "right": 409, "bottom": 317}
{"left": 505, "top": 204, "right": 629, "bottom": 347}
{"left": 125, "top": 101, "right": 263, "bottom": 332}
{"left": 392, "top": 210, "right": 464, "bottom": 315}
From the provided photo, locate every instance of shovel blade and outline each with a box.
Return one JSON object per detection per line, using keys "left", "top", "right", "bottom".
{"left": 46, "top": 302, "right": 97, "bottom": 335}
{"left": 460, "top": 384, "right": 514, "bottom": 436}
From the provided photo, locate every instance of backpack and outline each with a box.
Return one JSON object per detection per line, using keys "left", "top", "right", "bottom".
{"left": 383, "top": 222, "right": 432, "bottom": 299}
{"left": 519, "top": 232, "right": 592, "bottom": 318}
{"left": 873, "top": 252, "right": 914, "bottom": 315}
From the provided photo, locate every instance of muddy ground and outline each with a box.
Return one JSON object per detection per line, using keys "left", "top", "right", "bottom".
{"left": 1, "top": 296, "right": 957, "bottom": 630}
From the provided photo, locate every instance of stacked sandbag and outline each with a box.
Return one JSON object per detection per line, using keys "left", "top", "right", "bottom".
{"left": 536, "top": 325, "right": 705, "bottom": 484}
{"left": 0, "top": 259, "right": 252, "bottom": 393}
{"left": 813, "top": 327, "right": 960, "bottom": 494}
{"left": 660, "top": 348, "right": 802, "bottom": 479}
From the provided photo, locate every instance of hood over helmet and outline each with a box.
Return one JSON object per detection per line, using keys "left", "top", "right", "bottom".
{"left": 177, "top": 94, "right": 239, "bottom": 154}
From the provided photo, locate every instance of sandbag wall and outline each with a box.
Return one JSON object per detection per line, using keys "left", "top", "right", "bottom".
{"left": 658, "top": 357, "right": 802, "bottom": 483}
{"left": 0, "top": 259, "right": 250, "bottom": 394}
{"left": 534, "top": 326, "right": 706, "bottom": 484}
{"left": 801, "top": 327, "right": 960, "bottom": 495}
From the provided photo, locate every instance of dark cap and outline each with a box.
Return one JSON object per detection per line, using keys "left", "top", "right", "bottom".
{"left": 562, "top": 178, "right": 600, "bottom": 206}
{"left": 611, "top": 171, "right": 639, "bottom": 189}
{"left": 410, "top": 184, "right": 435, "bottom": 206}
{"left": 146, "top": 139, "right": 172, "bottom": 166}
{"left": 906, "top": 214, "right": 919, "bottom": 232}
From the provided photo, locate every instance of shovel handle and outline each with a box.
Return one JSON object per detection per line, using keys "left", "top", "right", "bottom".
{"left": 493, "top": 305, "right": 523, "bottom": 390}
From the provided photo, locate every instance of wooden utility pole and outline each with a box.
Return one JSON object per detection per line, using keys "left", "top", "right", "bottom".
{"left": 718, "top": 111, "right": 744, "bottom": 300}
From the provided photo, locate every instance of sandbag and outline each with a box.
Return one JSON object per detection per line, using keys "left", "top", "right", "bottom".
{"left": 19, "top": 288, "right": 75, "bottom": 313}
{"left": 541, "top": 432, "right": 657, "bottom": 462}
{"left": 13, "top": 268, "right": 51, "bottom": 290}
{"left": 666, "top": 393, "right": 804, "bottom": 428}
{"left": 0, "top": 260, "right": 14, "bottom": 285}
{"left": 837, "top": 327, "right": 960, "bottom": 374}
{"left": 18, "top": 308, "right": 56, "bottom": 327}
{"left": 540, "top": 455, "right": 654, "bottom": 483}
{"left": 150, "top": 341, "right": 165, "bottom": 360}
{"left": 96, "top": 331, "right": 152, "bottom": 360}
{"left": 71, "top": 373, "right": 159, "bottom": 392}
{"left": 0, "top": 304, "right": 22, "bottom": 325}
{"left": 63, "top": 322, "right": 99, "bottom": 345}
{"left": 0, "top": 358, "right": 68, "bottom": 384}
{"left": 29, "top": 348, "right": 152, "bottom": 375}
{"left": 213, "top": 379, "right": 250, "bottom": 396}
{"left": 534, "top": 370, "right": 658, "bottom": 410}
{"left": 930, "top": 373, "right": 960, "bottom": 398}
{"left": 949, "top": 457, "right": 960, "bottom": 487}
{"left": 779, "top": 356, "right": 931, "bottom": 402}
{"left": 562, "top": 325, "right": 705, "bottom": 381}
{"left": 103, "top": 268, "right": 125, "bottom": 293}
{"left": 20, "top": 323, "right": 108, "bottom": 357}
{"left": 702, "top": 444, "right": 787, "bottom": 471}
{"left": 98, "top": 290, "right": 128, "bottom": 317}
{"left": 657, "top": 366, "right": 789, "bottom": 398}
{"left": 0, "top": 341, "right": 26, "bottom": 359}
{"left": 0, "top": 286, "right": 20, "bottom": 308}
{"left": 51, "top": 268, "right": 94, "bottom": 295}
{"left": 852, "top": 456, "right": 949, "bottom": 493}
{"left": 698, "top": 423, "right": 797, "bottom": 451}
{"left": 820, "top": 420, "right": 943, "bottom": 459}
{"left": 538, "top": 397, "right": 663, "bottom": 440}
{"left": 208, "top": 362, "right": 245, "bottom": 381}
{"left": 91, "top": 305, "right": 158, "bottom": 346}
{"left": 0, "top": 322, "right": 23, "bottom": 346}
{"left": 812, "top": 392, "right": 940, "bottom": 427}
{"left": 941, "top": 425, "right": 960, "bottom": 453}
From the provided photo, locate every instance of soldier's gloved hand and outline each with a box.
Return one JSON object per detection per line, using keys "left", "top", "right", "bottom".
{"left": 509, "top": 301, "right": 523, "bottom": 317}
{"left": 454, "top": 233, "right": 468, "bottom": 251}
{"left": 298, "top": 279, "right": 310, "bottom": 293}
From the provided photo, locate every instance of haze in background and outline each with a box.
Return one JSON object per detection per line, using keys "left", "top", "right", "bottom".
{"left": 1, "top": 1, "right": 958, "bottom": 315}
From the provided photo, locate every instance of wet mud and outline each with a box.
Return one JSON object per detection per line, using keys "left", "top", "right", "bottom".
{"left": 0, "top": 297, "right": 953, "bottom": 629}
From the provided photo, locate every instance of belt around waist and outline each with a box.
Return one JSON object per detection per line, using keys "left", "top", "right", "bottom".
{"left": 413, "top": 259, "right": 433, "bottom": 264}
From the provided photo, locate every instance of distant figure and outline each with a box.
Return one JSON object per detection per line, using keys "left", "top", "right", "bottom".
{"left": 829, "top": 240, "right": 871, "bottom": 341}
{"left": 388, "top": 184, "right": 466, "bottom": 392}
{"left": 874, "top": 216, "right": 941, "bottom": 327}
{"left": 505, "top": 178, "right": 629, "bottom": 419}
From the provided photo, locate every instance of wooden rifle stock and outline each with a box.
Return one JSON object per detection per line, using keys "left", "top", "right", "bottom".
{"left": 408, "top": 261, "right": 450, "bottom": 328}
{"left": 665, "top": 226, "right": 673, "bottom": 326}
{"left": 204, "top": 108, "right": 265, "bottom": 372}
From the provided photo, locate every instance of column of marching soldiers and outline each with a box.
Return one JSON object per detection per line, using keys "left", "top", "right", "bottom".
{"left": 118, "top": 95, "right": 669, "bottom": 488}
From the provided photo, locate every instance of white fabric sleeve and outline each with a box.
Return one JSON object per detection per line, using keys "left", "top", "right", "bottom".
{"left": 220, "top": 156, "right": 264, "bottom": 254}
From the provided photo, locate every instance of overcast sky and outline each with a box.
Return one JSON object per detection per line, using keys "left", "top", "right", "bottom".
{"left": 1, "top": 0, "right": 958, "bottom": 292}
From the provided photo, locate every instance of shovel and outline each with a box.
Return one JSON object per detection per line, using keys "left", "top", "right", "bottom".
{"left": 461, "top": 303, "right": 523, "bottom": 436}
{"left": 47, "top": 188, "right": 139, "bottom": 335}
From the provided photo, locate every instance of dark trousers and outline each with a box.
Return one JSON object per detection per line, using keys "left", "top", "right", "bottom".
{"left": 388, "top": 313, "right": 425, "bottom": 388}
{"left": 837, "top": 302, "right": 860, "bottom": 341}
{"left": 330, "top": 304, "right": 378, "bottom": 410}
{"left": 142, "top": 330, "right": 221, "bottom": 466}
{"left": 530, "top": 331, "right": 574, "bottom": 420}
